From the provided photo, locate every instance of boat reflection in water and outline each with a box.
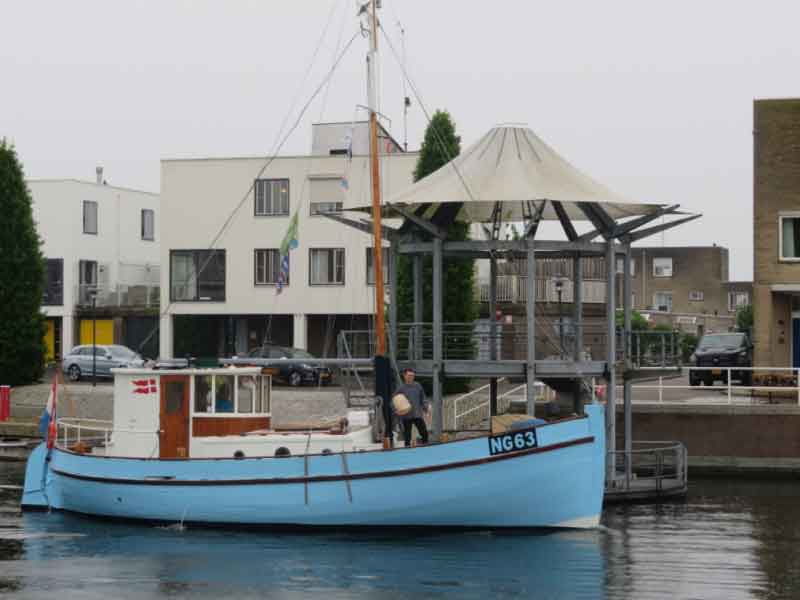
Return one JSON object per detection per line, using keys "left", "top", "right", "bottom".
{"left": 10, "top": 511, "right": 606, "bottom": 599}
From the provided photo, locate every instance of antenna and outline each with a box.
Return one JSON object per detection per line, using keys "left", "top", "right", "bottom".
{"left": 398, "top": 20, "right": 410, "bottom": 151}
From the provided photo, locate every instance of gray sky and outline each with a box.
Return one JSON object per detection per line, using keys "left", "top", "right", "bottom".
{"left": 3, "top": 0, "right": 799, "bottom": 281}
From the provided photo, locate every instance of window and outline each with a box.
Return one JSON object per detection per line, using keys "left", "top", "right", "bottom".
{"left": 141, "top": 209, "right": 155, "bottom": 241}
{"left": 780, "top": 215, "right": 800, "bottom": 260}
{"left": 214, "top": 375, "right": 234, "bottom": 413}
{"left": 194, "top": 375, "right": 212, "bottom": 413}
{"left": 237, "top": 376, "right": 256, "bottom": 413}
{"left": 366, "top": 248, "right": 389, "bottom": 285}
{"left": 77, "top": 259, "right": 98, "bottom": 305}
{"left": 615, "top": 258, "right": 636, "bottom": 276}
{"left": 310, "top": 248, "right": 345, "bottom": 285}
{"left": 653, "top": 257, "right": 673, "bottom": 278}
{"left": 254, "top": 179, "right": 289, "bottom": 216}
{"left": 729, "top": 291, "right": 750, "bottom": 312}
{"left": 689, "top": 290, "right": 704, "bottom": 302}
{"left": 653, "top": 292, "right": 673, "bottom": 312}
{"left": 192, "top": 374, "right": 269, "bottom": 415}
{"left": 310, "top": 201, "right": 343, "bottom": 215}
{"left": 170, "top": 250, "right": 226, "bottom": 301}
{"left": 254, "top": 249, "right": 285, "bottom": 286}
{"left": 43, "top": 259, "right": 63, "bottom": 306}
{"left": 83, "top": 200, "right": 98, "bottom": 234}
{"left": 310, "top": 178, "right": 344, "bottom": 216}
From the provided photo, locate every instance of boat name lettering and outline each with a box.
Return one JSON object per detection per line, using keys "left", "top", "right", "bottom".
{"left": 488, "top": 430, "right": 537, "bottom": 456}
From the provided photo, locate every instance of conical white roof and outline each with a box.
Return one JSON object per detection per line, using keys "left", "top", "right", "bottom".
{"left": 353, "top": 125, "right": 663, "bottom": 223}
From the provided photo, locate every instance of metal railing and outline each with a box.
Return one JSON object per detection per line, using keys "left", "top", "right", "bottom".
{"left": 451, "top": 381, "right": 552, "bottom": 431}
{"left": 609, "top": 441, "right": 688, "bottom": 495}
{"left": 76, "top": 283, "right": 160, "bottom": 308}
{"left": 56, "top": 417, "right": 159, "bottom": 450}
{"left": 597, "top": 366, "right": 800, "bottom": 405}
{"left": 477, "top": 276, "right": 607, "bottom": 304}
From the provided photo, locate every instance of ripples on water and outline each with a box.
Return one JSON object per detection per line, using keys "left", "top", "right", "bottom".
{"left": 2, "top": 462, "right": 800, "bottom": 599}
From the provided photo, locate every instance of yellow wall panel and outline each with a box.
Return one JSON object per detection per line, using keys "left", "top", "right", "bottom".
{"left": 79, "top": 319, "right": 114, "bottom": 345}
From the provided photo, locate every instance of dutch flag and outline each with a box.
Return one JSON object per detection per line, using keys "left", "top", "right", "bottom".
{"left": 38, "top": 376, "right": 57, "bottom": 439}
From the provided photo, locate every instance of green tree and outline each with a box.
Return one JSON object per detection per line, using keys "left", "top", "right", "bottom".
{"left": 736, "top": 304, "right": 753, "bottom": 333}
{"left": 0, "top": 140, "right": 46, "bottom": 385}
{"left": 395, "top": 111, "right": 476, "bottom": 393}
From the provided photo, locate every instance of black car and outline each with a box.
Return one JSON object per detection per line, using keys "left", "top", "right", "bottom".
{"left": 689, "top": 332, "right": 753, "bottom": 386}
{"left": 247, "top": 345, "right": 333, "bottom": 387}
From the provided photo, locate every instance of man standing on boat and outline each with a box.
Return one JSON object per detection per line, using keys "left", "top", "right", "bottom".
{"left": 394, "top": 368, "right": 429, "bottom": 447}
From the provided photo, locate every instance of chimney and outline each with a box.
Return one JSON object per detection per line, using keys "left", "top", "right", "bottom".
{"left": 96, "top": 166, "right": 103, "bottom": 185}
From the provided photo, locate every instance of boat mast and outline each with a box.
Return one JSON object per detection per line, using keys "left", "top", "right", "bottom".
{"left": 366, "top": 0, "right": 386, "bottom": 357}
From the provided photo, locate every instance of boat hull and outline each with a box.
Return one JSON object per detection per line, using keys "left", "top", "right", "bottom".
{"left": 22, "top": 405, "right": 605, "bottom": 529}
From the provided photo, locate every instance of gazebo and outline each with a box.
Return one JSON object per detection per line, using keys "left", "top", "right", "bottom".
{"left": 331, "top": 124, "right": 699, "bottom": 487}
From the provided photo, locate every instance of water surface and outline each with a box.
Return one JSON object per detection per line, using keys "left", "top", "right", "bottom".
{"left": 2, "top": 462, "right": 799, "bottom": 599}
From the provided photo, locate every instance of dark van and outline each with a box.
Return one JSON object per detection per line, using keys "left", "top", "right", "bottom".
{"left": 689, "top": 332, "right": 753, "bottom": 386}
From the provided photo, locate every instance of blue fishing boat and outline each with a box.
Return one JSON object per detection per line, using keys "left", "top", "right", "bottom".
{"left": 21, "top": 365, "right": 604, "bottom": 528}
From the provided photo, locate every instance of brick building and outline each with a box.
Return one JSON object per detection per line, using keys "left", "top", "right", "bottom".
{"left": 753, "top": 98, "right": 800, "bottom": 367}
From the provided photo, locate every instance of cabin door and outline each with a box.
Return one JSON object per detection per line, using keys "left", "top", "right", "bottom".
{"left": 159, "top": 375, "right": 190, "bottom": 458}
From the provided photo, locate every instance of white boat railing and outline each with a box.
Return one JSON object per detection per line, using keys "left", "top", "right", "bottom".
{"left": 592, "top": 366, "right": 800, "bottom": 405}
{"left": 608, "top": 441, "right": 688, "bottom": 495}
{"left": 56, "top": 417, "right": 159, "bottom": 450}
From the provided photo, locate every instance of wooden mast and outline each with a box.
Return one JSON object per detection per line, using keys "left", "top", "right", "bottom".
{"left": 367, "top": 0, "right": 386, "bottom": 356}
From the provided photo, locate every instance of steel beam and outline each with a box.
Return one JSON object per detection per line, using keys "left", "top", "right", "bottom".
{"left": 605, "top": 240, "right": 617, "bottom": 483}
{"left": 621, "top": 213, "right": 702, "bottom": 244}
{"left": 321, "top": 212, "right": 398, "bottom": 241}
{"left": 622, "top": 243, "right": 633, "bottom": 485}
{"left": 526, "top": 237, "right": 536, "bottom": 416}
{"left": 489, "top": 255, "right": 498, "bottom": 416}
{"left": 573, "top": 252, "right": 583, "bottom": 414}
{"left": 398, "top": 239, "right": 616, "bottom": 257}
{"left": 553, "top": 200, "right": 578, "bottom": 241}
{"left": 391, "top": 205, "right": 447, "bottom": 239}
{"left": 413, "top": 253, "right": 423, "bottom": 360}
{"left": 432, "top": 236, "right": 443, "bottom": 438}
{"left": 613, "top": 204, "right": 680, "bottom": 237}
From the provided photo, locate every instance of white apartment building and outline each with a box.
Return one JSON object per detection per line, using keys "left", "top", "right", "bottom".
{"left": 159, "top": 122, "right": 417, "bottom": 359}
{"left": 30, "top": 174, "right": 160, "bottom": 359}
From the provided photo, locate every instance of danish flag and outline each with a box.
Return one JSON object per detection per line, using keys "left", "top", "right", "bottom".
{"left": 133, "top": 379, "right": 157, "bottom": 395}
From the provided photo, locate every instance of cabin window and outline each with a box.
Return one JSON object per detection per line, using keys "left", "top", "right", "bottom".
{"left": 214, "top": 375, "right": 235, "bottom": 413}
{"left": 237, "top": 376, "right": 256, "bottom": 413}
{"left": 191, "top": 374, "right": 270, "bottom": 415}
{"left": 194, "top": 375, "right": 213, "bottom": 413}
{"left": 164, "top": 382, "right": 184, "bottom": 414}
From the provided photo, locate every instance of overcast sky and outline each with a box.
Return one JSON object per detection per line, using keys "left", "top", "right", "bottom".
{"left": 3, "top": 0, "right": 799, "bottom": 280}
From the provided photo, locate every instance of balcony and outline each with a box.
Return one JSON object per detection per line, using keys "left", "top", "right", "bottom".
{"left": 477, "top": 275, "right": 607, "bottom": 304}
{"left": 75, "top": 283, "right": 159, "bottom": 309}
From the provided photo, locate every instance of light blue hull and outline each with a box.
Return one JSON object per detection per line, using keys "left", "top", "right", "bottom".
{"left": 22, "top": 405, "right": 605, "bottom": 529}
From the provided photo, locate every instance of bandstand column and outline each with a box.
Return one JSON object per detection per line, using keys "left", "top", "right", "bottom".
{"left": 432, "top": 237, "right": 443, "bottom": 438}
{"left": 525, "top": 238, "right": 536, "bottom": 416}
{"left": 573, "top": 252, "right": 583, "bottom": 414}
{"left": 623, "top": 245, "right": 633, "bottom": 484}
{"left": 605, "top": 240, "right": 617, "bottom": 483}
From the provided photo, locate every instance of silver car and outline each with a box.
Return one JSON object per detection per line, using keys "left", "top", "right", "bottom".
{"left": 63, "top": 345, "right": 145, "bottom": 381}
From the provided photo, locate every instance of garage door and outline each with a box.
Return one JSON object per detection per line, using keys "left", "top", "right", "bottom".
{"left": 79, "top": 319, "right": 114, "bottom": 345}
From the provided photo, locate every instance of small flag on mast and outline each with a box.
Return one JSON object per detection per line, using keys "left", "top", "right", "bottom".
{"left": 277, "top": 212, "right": 299, "bottom": 294}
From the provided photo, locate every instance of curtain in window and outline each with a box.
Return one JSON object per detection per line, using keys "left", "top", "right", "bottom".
{"left": 171, "top": 253, "right": 197, "bottom": 300}
{"left": 783, "top": 218, "right": 800, "bottom": 259}
{"left": 311, "top": 250, "right": 328, "bottom": 283}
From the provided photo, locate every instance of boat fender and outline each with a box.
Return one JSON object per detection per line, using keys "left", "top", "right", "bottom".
{"left": 392, "top": 393, "right": 411, "bottom": 416}
{"left": 322, "top": 448, "right": 332, "bottom": 455}
{"left": 275, "top": 446, "right": 291, "bottom": 458}
{"left": 233, "top": 450, "right": 245, "bottom": 459}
